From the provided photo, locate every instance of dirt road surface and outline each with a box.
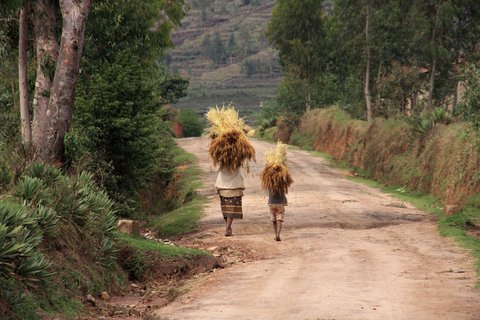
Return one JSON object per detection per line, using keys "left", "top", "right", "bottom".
{"left": 154, "top": 137, "right": 480, "bottom": 320}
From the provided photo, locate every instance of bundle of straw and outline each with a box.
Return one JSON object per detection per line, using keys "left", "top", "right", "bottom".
{"left": 205, "top": 105, "right": 255, "bottom": 171}
{"left": 261, "top": 141, "right": 293, "bottom": 195}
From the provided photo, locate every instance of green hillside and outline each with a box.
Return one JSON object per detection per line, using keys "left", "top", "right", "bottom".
{"left": 167, "top": 0, "right": 281, "bottom": 120}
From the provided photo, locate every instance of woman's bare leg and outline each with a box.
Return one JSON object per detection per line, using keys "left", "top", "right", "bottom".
{"left": 225, "top": 217, "right": 233, "bottom": 236}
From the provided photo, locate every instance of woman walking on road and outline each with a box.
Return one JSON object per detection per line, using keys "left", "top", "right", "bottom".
{"left": 205, "top": 106, "right": 255, "bottom": 236}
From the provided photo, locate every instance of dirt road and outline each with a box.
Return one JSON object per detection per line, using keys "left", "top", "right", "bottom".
{"left": 154, "top": 137, "right": 480, "bottom": 320}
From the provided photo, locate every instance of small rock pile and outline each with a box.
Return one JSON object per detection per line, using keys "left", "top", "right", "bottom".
{"left": 143, "top": 229, "right": 176, "bottom": 246}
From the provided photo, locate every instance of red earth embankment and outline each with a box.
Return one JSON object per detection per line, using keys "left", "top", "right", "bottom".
{"left": 290, "top": 107, "right": 480, "bottom": 212}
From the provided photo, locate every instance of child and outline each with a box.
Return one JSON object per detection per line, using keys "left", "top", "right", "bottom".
{"left": 268, "top": 189, "right": 287, "bottom": 241}
{"left": 261, "top": 142, "right": 293, "bottom": 241}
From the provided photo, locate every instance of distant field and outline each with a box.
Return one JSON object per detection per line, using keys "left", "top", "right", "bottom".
{"left": 169, "top": 0, "right": 281, "bottom": 123}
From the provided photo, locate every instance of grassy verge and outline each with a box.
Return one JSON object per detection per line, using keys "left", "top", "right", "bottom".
{"left": 115, "top": 145, "right": 209, "bottom": 281}
{"left": 116, "top": 232, "right": 207, "bottom": 257}
{"left": 150, "top": 197, "right": 206, "bottom": 238}
{"left": 116, "top": 232, "right": 208, "bottom": 281}
{"left": 151, "top": 144, "right": 205, "bottom": 238}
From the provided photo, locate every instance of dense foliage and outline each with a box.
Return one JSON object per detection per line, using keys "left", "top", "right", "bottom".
{"left": 176, "top": 109, "right": 204, "bottom": 137}
{"left": 266, "top": 0, "right": 480, "bottom": 120}
{"left": 68, "top": 0, "right": 187, "bottom": 215}
{"left": 1, "top": 163, "right": 119, "bottom": 318}
{"left": 0, "top": 0, "right": 190, "bottom": 317}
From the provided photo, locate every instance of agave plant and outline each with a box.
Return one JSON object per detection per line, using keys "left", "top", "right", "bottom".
{"left": 2, "top": 161, "right": 120, "bottom": 317}
{"left": 13, "top": 176, "right": 50, "bottom": 206}
{"left": 0, "top": 202, "right": 51, "bottom": 281}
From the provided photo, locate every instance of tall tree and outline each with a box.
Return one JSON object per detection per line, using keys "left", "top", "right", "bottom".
{"left": 364, "top": 0, "right": 372, "bottom": 121}
{"left": 32, "top": 0, "right": 91, "bottom": 163}
{"left": 31, "top": 0, "right": 58, "bottom": 155}
{"left": 212, "top": 31, "right": 226, "bottom": 65}
{"left": 72, "top": 0, "right": 187, "bottom": 210}
{"left": 445, "top": 0, "right": 480, "bottom": 109}
{"left": 266, "top": 0, "right": 326, "bottom": 112}
{"left": 191, "top": 0, "right": 214, "bottom": 24}
{"left": 426, "top": 0, "right": 443, "bottom": 109}
{"left": 18, "top": 1, "right": 31, "bottom": 144}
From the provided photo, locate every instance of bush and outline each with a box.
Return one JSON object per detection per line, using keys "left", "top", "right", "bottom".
{"left": 289, "top": 132, "right": 314, "bottom": 150}
{"left": 455, "top": 64, "right": 480, "bottom": 129}
{"left": 176, "top": 109, "right": 204, "bottom": 137}
{"left": 73, "top": 53, "right": 177, "bottom": 216}
{"left": 1, "top": 163, "right": 121, "bottom": 319}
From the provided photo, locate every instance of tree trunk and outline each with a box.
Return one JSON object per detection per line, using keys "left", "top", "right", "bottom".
{"left": 18, "top": 4, "right": 31, "bottom": 146}
{"left": 364, "top": 0, "right": 372, "bottom": 122}
{"left": 427, "top": 3, "right": 440, "bottom": 110}
{"left": 451, "top": 52, "right": 461, "bottom": 111}
{"left": 427, "top": 57, "right": 436, "bottom": 109}
{"left": 411, "top": 92, "right": 418, "bottom": 115}
{"left": 306, "top": 91, "right": 311, "bottom": 112}
{"left": 32, "top": 0, "right": 58, "bottom": 152}
{"left": 38, "top": 0, "right": 92, "bottom": 163}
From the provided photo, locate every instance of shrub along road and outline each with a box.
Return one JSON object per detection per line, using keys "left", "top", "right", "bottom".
{"left": 154, "top": 137, "right": 480, "bottom": 320}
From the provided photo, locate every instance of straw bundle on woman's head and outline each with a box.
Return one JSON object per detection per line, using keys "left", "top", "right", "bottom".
{"left": 205, "top": 105, "right": 255, "bottom": 171}
{"left": 261, "top": 141, "right": 293, "bottom": 195}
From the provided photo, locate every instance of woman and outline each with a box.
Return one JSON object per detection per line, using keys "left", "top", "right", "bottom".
{"left": 205, "top": 106, "right": 255, "bottom": 237}
{"left": 215, "top": 167, "right": 245, "bottom": 236}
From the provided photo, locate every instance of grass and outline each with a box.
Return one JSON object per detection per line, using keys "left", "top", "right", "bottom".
{"left": 289, "top": 132, "right": 315, "bottom": 150}
{"left": 171, "top": 144, "right": 196, "bottom": 165}
{"left": 116, "top": 232, "right": 207, "bottom": 257}
{"left": 348, "top": 176, "right": 444, "bottom": 216}
{"left": 151, "top": 145, "right": 206, "bottom": 238}
{"left": 150, "top": 197, "right": 206, "bottom": 238}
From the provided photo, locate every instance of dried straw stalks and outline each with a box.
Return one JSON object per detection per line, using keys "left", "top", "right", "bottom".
{"left": 205, "top": 105, "right": 255, "bottom": 171}
{"left": 261, "top": 141, "right": 293, "bottom": 195}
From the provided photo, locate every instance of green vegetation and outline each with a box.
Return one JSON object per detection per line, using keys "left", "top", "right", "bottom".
{"left": 117, "top": 233, "right": 206, "bottom": 257}
{"left": 176, "top": 108, "right": 204, "bottom": 137}
{"left": 258, "top": 0, "right": 480, "bottom": 127}
{"left": 115, "top": 146, "right": 208, "bottom": 280}
{"left": 68, "top": 0, "right": 187, "bottom": 217}
{"left": 116, "top": 232, "right": 207, "bottom": 281}
{"left": 151, "top": 198, "right": 206, "bottom": 238}
{"left": 150, "top": 146, "right": 205, "bottom": 238}
{"left": 0, "top": 0, "right": 209, "bottom": 318}
{"left": 0, "top": 163, "right": 123, "bottom": 319}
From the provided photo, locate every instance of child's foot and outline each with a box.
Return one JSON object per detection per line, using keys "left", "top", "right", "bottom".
{"left": 225, "top": 227, "right": 233, "bottom": 236}
{"left": 275, "top": 236, "right": 281, "bottom": 241}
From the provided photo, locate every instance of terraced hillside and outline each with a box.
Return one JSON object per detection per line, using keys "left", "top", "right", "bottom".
{"left": 168, "top": 0, "right": 281, "bottom": 120}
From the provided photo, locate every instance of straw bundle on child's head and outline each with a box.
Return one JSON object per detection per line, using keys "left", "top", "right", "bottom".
{"left": 261, "top": 141, "right": 293, "bottom": 195}
{"left": 205, "top": 105, "right": 255, "bottom": 171}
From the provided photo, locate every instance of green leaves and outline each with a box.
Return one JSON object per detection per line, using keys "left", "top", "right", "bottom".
{"left": 0, "top": 201, "right": 50, "bottom": 281}
{"left": 267, "top": 0, "right": 325, "bottom": 82}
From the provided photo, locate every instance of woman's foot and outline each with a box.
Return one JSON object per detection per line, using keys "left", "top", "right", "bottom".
{"left": 225, "top": 227, "right": 233, "bottom": 236}
{"left": 275, "top": 235, "right": 281, "bottom": 241}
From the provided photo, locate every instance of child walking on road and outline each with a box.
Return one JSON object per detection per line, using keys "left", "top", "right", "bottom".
{"left": 261, "top": 142, "right": 293, "bottom": 241}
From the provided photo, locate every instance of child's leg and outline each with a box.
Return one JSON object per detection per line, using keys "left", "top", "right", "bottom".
{"left": 276, "top": 220, "right": 283, "bottom": 241}
{"left": 272, "top": 221, "right": 277, "bottom": 235}
{"left": 275, "top": 205, "right": 285, "bottom": 241}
